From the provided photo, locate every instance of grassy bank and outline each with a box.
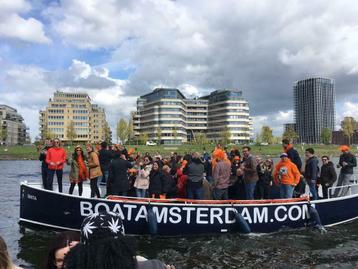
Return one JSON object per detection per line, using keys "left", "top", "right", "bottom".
{"left": 1, "top": 144, "right": 357, "bottom": 160}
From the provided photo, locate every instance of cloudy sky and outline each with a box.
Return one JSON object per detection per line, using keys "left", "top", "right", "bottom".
{"left": 1, "top": 0, "right": 358, "bottom": 140}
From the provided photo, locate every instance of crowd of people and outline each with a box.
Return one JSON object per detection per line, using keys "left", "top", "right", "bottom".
{"left": 39, "top": 138, "right": 357, "bottom": 201}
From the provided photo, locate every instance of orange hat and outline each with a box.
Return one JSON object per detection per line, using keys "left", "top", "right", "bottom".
{"left": 181, "top": 160, "right": 188, "bottom": 168}
{"left": 128, "top": 148, "right": 135, "bottom": 155}
{"left": 339, "top": 145, "right": 350, "bottom": 152}
{"left": 213, "top": 149, "right": 226, "bottom": 160}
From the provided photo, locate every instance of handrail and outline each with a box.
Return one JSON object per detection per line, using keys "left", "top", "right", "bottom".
{"left": 106, "top": 195, "right": 310, "bottom": 205}
{"left": 328, "top": 182, "right": 358, "bottom": 199}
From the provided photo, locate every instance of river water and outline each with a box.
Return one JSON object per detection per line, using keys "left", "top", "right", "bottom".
{"left": 1, "top": 160, "right": 358, "bottom": 269}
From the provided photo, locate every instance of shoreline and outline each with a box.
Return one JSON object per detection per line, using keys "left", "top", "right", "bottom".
{"left": 1, "top": 144, "right": 354, "bottom": 161}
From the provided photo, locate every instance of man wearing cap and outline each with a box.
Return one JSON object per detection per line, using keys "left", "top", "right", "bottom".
{"left": 334, "top": 145, "right": 357, "bottom": 197}
{"left": 273, "top": 153, "right": 301, "bottom": 199}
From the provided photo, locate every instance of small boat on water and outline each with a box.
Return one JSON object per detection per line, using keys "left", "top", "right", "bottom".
{"left": 19, "top": 181, "right": 358, "bottom": 235}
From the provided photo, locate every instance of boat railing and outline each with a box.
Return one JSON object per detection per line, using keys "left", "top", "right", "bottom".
{"left": 107, "top": 195, "right": 310, "bottom": 204}
{"left": 328, "top": 178, "right": 358, "bottom": 199}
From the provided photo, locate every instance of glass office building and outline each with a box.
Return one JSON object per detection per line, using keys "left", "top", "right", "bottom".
{"left": 294, "top": 77, "right": 335, "bottom": 144}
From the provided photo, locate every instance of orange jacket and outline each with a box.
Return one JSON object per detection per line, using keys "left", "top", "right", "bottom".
{"left": 46, "top": 147, "right": 66, "bottom": 170}
{"left": 273, "top": 159, "right": 301, "bottom": 186}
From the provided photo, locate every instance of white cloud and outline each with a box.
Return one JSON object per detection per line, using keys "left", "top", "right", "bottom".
{"left": 0, "top": 60, "right": 130, "bottom": 140}
{"left": 0, "top": 0, "right": 50, "bottom": 44}
{"left": 4, "top": 0, "right": 358, "bottom": 142}
{"left": 342, "top": 102, "right": 358, "bottom": 118}
{"left": 253, "top": 110, "right": 294, "bottom": 137}
{"left": 44, "top": 0, "right": 358, "bottom": 110}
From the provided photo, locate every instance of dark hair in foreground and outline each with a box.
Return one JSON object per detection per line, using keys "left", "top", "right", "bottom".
{"left": 0, "top": 235, "right": 12, "bottom": 269}
{"left": 45, "top": 231, "right": 80, "bottom": 269}
{"left": 101, "top": 141, "right": 108, "bottom": 149}
{"left": 242, "top": 146, "right": 251, "bottom": 151}
{"left": 305, "top": 148, "right": 315, "bottom": 154}
{"left": 282, "top": 138, "right": 290, "bottom": 144}
{"left": 64, "top": 236, "right": 136, "bottom": 269}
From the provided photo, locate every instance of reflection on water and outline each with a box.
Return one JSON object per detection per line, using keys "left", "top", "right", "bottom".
{"left": 1, "top": 160, "right": 358, "bottom": 268}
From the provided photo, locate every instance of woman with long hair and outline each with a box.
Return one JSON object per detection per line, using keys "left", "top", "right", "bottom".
{"left": 44, "top": 231, "right": 80, "bottom": 269}
{"left": 134, "top": 156, "right": 152, "bottom": 198}
{"left": 86, "top": 143, "right": 102, "bottom": 198}
{"left": 0, "top": 235, "right": 22, "bottom": 269}
{"left": 68, "top": 145, "right": 88, "bottom": 196}
{"left": 148, "top": 161, "right": 163, "bottom": 198}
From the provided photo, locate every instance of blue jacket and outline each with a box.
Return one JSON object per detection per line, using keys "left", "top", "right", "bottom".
{"left": 304, "top": 156, "right": 319, "bottom": 182}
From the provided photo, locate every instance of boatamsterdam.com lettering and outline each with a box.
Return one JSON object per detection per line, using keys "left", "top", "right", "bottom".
{"left": 80, "top": 201, "right": 309, "bottom": 225}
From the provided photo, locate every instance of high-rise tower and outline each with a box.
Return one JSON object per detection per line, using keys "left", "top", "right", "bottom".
{"left": 294, "top": 77, "right": 335, "bottom": 143}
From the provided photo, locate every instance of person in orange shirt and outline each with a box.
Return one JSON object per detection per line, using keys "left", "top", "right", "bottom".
{"left": 273, "top": 153, "right": 301, "bottom": 199}
{"left": 68, "top": 145, "right": 88, "bottom": 196}
{"left": 45, "top": 138, "right": 67, "bottom": 192}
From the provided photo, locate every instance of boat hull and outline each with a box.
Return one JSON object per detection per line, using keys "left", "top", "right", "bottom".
{"left": 19, "top": 183, "right": 358, "bottom": 235}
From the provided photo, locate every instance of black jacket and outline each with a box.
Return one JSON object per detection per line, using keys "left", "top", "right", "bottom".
{"left": 204, "top": 160, "right": 212, "bottom": 177}
{"left": 162, "top": 173, "right": 176, "bottom": 194}
{"left": 320, "top": 161, "right": 337, "bottom": 186}
{"left": 98, "top": 148, "right": 113, "bottom": 171}
{"left": 39, "top": 146, "right": 51, "bottom": 168}
{"left": 304, "top": 156, "right": 319, "bottom": 182}
{"left": 339, "top": 152, "right": 357, "bottom": 174}
{"left": 108, "top": 158, "right": 133, "bottom": 194}
{"left": 257, "top": 163, "right": 273, "bottom": 185}
{"left": 186, "top": 158, "right": 204, "bottom": 183}
{"left": 287, "top": 147, "right": 302, "bottom": 171}
{"left": 149, "top": 170, "right": 163, "bottom": 195}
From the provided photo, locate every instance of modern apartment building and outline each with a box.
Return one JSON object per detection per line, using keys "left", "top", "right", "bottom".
{"left": 294, "top": 77, "right": 335, "bottom": 144}
{"left": 204, "top": 90, "right": 252, "bottom": 143}
{"left": 0, "top": 105, "right": 28, "bottom": 145}
{"left": 39, "top": 91, "right": 110, "bottom": 143}
{"left": 133, "top": 88, "right": 252, "bottom": 144}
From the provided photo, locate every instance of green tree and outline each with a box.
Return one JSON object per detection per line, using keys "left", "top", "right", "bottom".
{"left": 172, "top": 126, "right": 178, "bottom": 144}
{"left": 320, "top": 128, "right": 332, "bottom": 145}
{"left": 341, "top": 117, "right": 357, "bottom": 145}
{"left": 127, "top": 116, "right": 134, "bottom": 142}
{"left": 156, "top": 127, "right": 162, "bottom": 144}
{"left": 45, "top": 129, "right": 56, "bottom": 140}
{"left": 40, "top": 123, "right": 55, "bottom": 141}
{"left": 66, "top": 120, "right": 77, "bottom": 145}
{"left": 104, "top": 123, "right": 112, "bottom": 144}
{"left": 260, "top": 126, "right": 274, "bottom": 144}
{"left": 0, "top": 125, "right": 7, "bottom": 144}
{"left": 139, "top": 133, "right": 148, "bottom": 145}
{"left": 282, "top": 127, "right": 299, "bottom": 142}
{"left": 194, "top": 132, "right": 209, "bottom": 145}
{"left": 255, "top": 132, "right": 261, "bottom": 145}
{"left": 117, "top": 118, "right": 129, "bottom": 144}
{"left": 220, "top": 127, "right": 231, "bottom": 145}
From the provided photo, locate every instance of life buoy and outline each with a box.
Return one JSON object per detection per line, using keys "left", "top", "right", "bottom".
{"left": 307, "top": 205, "right": 326, "bottom": 232}
{"left": 147, "top": 207, "right": 158, "bottom": 236}
{"left": 233, "top": 209, "right": 251, "bottom": 234}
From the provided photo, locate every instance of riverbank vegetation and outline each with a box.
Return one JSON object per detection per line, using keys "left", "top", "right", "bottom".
{"left": 1, "top": 144, "right": 357, "bottom": 160}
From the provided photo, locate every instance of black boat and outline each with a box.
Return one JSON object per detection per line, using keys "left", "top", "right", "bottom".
{"left": 19, "top": 181, "right": 358, "bottom": 235}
